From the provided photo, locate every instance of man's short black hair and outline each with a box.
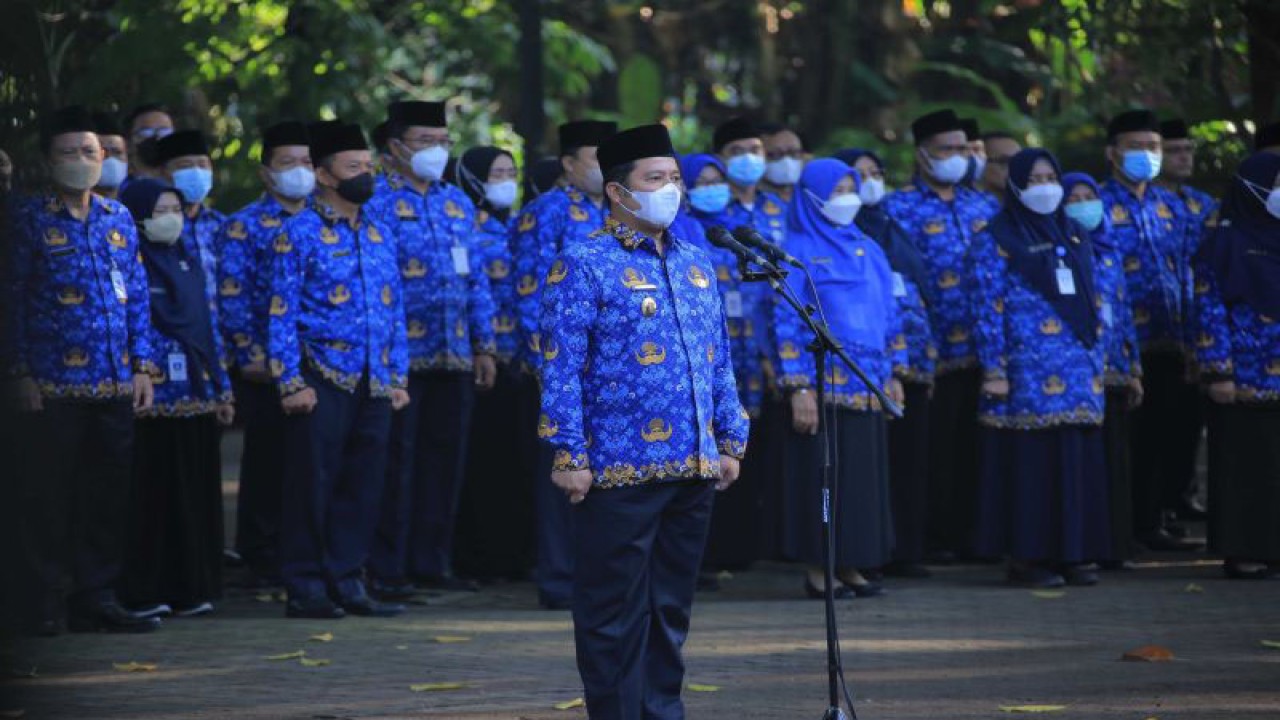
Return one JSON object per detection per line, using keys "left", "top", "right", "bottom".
{"left": 125, "top": 103, "right": 172, "bottom": 133}
{"left": 602, "top": 161, "right": 636, "bottom": 209}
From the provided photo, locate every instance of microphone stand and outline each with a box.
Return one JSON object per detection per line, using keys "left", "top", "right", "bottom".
{"left": 737, "top": 255, "right": 901, "bottom": 720}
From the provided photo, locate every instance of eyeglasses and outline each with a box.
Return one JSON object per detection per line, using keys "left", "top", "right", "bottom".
{"left": 134, "top": 127, "right": 173, "bottom": 141}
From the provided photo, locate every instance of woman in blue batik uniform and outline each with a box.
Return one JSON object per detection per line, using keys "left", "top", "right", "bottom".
{"left": 119, "top": 179, "right": 234, "bottom": 617}
{"left": 452, "top": 146, "right": 535, "bottom": 581}
{"left": 1194, "top": 151, "right": 1280, "bottom": 580}
{"left": 776, "top": 158, "right": 904, "bottom": 598}
{"left": 971, "top": 149, "right": 1110, "bottom": 589}
{"left": 835, "top": 147, "right": 937, "bottom": 578}
{"left": 1062, "top": 172, "right": 1144, "bottom": 570}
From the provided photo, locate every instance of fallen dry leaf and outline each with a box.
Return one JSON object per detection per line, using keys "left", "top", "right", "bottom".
{"left": 554, "top": 698, "right": 586, "bottom": 710}
{"left": 265, "top": 650, "right": 306, "bottom": 661}
{"left": 1122, "top": 645, "right": 1175, "bottom": 662}
{"left": 1184, "top": 583, "right": 1204, "bottom": 593}
{"left": 686, "top": 684, "right": 721, "bottom": 692}
{"left": 1030, "top": 590, "right": 1065, "bottom": 599}
{"left": 254, "top": 592, "right": 278, "bottom": 603}
{"left": 309, "top": 632, "right": 334, "bottom": 643}
{"left": 432, "top": 635, "right": 471, "bottom": 644}
{"left": 999, "top": 705, "right": 1067, "bottom": 713}
{"left": 410, "top": 682, "right": 467, "bottom": 692}
{"left": 1260, "top": 640, "right": 1280, "bottom": 649}
{"left": 299, "top": 658, "right": 331, "bottom": 667}
{"left": 113, "top": 662, "right": 157, "bottom": 673}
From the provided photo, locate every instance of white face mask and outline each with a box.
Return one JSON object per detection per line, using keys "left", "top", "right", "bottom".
{"left": 810, "top": 189, "right": 862, "bottom": 226}
{"left": 98, "top": 157, "right": 128, "bottom": 189}
{"left": 618, "top": 182, "right": 682, "bottom": 228}
{"left": 1016, "top": 182, "right": 1065, "bottom": 215}
{"left": 52, "top": 159, "right": 102, "bottom": 192}
{"left": 765, "top": 157, "right": 804, "bottom": 186}
{"left": 924, "top": 151, "right": 969, "bottom": 185}
{"left": 410, "top": 145, "right": 449, "bottom": 181}
{"left": 143, "top": 213, "right": 184, "bottom": 245}
{"left": 271, "top": 166, "right": 316, "bottom": 200}
{"left": 1241, "top": 177, "right": 1280, "bottom": 219}
{"left": 484, "top": 179, "right": 518, "bottom": 209}
{"left": 858, "top": 178, "right": 886, "bottom": 206}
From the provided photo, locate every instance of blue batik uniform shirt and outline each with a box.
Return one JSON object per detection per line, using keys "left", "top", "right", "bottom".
{"left": 366, "top": 173, "right": 497, "bottom": 372}
{"left": 264, "top": 199, "right": 409, "bottom": 398}
{"left": 182, "top": 204, "right": 225, "bottom": 312}
{"left": 473, "top": 211, "right": 520, "bottom": 364}
{"left": 510, "top": 184, "right": 606, "bottom": 375}
{"left": 4, "top": 193, "right": 157, "bottom": 398}
{"left": 539, "top": 217, "right": 750, "bottom": 489}
{"left": 881, "top": 177, "right": 1000, "bottom": 374}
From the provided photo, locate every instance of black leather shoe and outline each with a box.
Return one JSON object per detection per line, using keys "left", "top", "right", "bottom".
{"left": 845, "top": 581, "right": 886, "bottom": 598}
{"left": 1063, "top": 565, "right": 1100, "bottom": 586}
{"left": 1007, "top": 566, "right": 1065, "bottom": 589}
{"left": 415, "top": 575, "right": 479, "bottom": 592}
{"left": 339, "top": 595, "right": 405, "bottom": 617}
{"left": 69, "top": 602, "right": 162, "bottom": 633}
{"left": 804, "top": 578, "right": 853, "bottom": 600}
{"left": 1223, "top": 559, "right": 1274, "bottom": 580}
{"left": 285, "top": 596, "right": 346, "bottom": 619}
{"left": 370, "top": 581, "right": 418, "bottom": 602}
{"left": 1100, "top": 559, "right": 1137, "bottom": 571}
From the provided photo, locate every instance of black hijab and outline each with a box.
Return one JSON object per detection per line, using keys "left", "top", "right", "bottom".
{"left": 120, "top": 178, "right": 219, "bottom": 397}
{"left": 831, "top": 148, "right": 929, "bottom": 291}
{"left": 990, "top": 148, "right": 1098, "bottom": 347}
{"left": 454, "top": 146, "right": 514, "bottom": 221}
{"left": 1197, "top": 151, "right": 1280, "bottom": 316}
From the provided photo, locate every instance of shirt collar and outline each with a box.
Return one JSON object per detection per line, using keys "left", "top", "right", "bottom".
{"left": 601, "top": 215, "right": 675, "bottom": 254}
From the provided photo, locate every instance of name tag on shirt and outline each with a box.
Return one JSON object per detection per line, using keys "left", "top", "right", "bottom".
{"left": 723, "top": 290, "right": 744, "bottom": 319}
{"left": 110, "top": 269, "right": 128, "bottom": 302}
{"left": 451, "top": 246, "right": 471, "bottom": 276}
{"left": 1056, "top": 267, "right": 1077, "bottom": 296}
{"left": 891, "top": 272, "right": 907, "bottom": 298}
{"left": 1101, "top": 301, "right": 1113, "bottom": 327}
{"left": 168, "top": 353, "right": 188, "bottom": 382}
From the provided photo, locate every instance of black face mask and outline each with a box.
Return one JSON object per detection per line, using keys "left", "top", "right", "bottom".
{"left": 334, "top": 172, "right": 375, "bottom": 204}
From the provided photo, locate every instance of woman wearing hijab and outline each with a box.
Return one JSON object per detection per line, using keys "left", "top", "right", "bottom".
{"left": 119, "top": 178, "right": 234, "bottom": 617}
{"left": 676, "top": 153, "right": 766, "bottom": 585}
{"left": 452, "top": 146, "right": 534, "bottom": 581}
{"left": 970, "top": 149, "right": 1110, "bottom": 589}
{"left": 1063, "top": 172, "right": 1144, "bottom": 570}
{"left": 776, "top": 158, "right": 903, "bottom": 598}
{"left": 835, "top": 148, "right": 936, "bottom": 578}
{"left": 1194, "top": 151, "right": 1280, "bottom": 580}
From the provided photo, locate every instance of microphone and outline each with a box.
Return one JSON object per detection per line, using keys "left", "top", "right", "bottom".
{"left": 732, "top": 225, "right": 804, "bottom": 268}
{"left": 706, "top": 226, "right": 776, "bottom": 271}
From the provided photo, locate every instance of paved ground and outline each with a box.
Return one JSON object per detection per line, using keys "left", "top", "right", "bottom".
{"left": 3, "top": 432, "right": 1278, "bottom": 719}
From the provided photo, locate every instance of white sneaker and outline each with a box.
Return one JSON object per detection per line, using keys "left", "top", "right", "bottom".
{"left": 174, "top": 601, "right": 214, "bottom": 618}
{"left": 131, "top": 603, "right": 173, "bottom": 619}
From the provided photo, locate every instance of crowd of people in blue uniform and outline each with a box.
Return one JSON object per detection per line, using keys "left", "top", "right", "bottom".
{"left": 3, "top": 98, "right": 1279, "bottom": 656}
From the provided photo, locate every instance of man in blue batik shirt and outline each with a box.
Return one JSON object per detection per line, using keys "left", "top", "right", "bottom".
{"left": 265, "top": 121, "right": 410, "bottom": 620}
{"left": 1098, "top": 109, "right": 1201, "bottom": 552}
{"left": 541, "top": 123, "right": 748, "bottom": 720}
{"left": 154, "top": 130, "right": 225, "bottom": 307}
{"left": 881, "top": 108, "right": 1000, "bottom": 562}
{"left": 363, "top": 100, "right": 498, "bottom": 598}
{"left": 216, "top": 120, "right": 315, "bottom": 585}
{"left": 509, "top": 119, "right": 616, "bottom": 610}
{"left": 5, "top": 106, "right": 159, "bottom": 634}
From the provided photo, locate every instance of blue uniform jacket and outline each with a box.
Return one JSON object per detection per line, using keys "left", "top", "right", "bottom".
{"left": 264, "top": 200, "right": 409, "bottom": 398}
{"left": 366, "top": 174, "right": 496, "bottom": 372}
{"left": 183, "top": 204, "right": 225, "bottom": 312}
{"left": 5, "top": 193, "right": 156, "bottom": 399}
{"left": 969, "top": 229, "right": 1106, "bottom": 429}
{"left": 1098, "top": 180, "right": 1192, "bottom": 353}
{"left": 1192, "top": 265, "right": 1280, "bottom": 405}
{"left": 539, "top": 217, "right": 750, "bottom": 489}
{"left": 473, "top": 211, "right": 519, "bottom": 365}
{"left": 881, "top": 178, "right": 999, "bottom": 374}
{"left": 216, "top": 194, "right": 305, "bottom": 371}
{"left": 511, "top": 185, "right": 606, "bottom": 375}
{"left": 1094, "top": 240, "right": 1143, "bottom": 387}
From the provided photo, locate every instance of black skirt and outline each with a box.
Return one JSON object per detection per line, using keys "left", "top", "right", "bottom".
{"left": 122, "top": 414, "right": 224, "bottom": 607}
{"left": 1103, "top": 388, "right": 1136, "bottom": 561}
{"left": 782, "top": 408, "right": 894, "bottom": 570}
{"left": 975, "top": 425, "right": 1110, "bottom": 564}
{"left": 454, "top": 367, "right": 536, "bottom": 581}
{"left": 1207, "top": 403, "right": 1280, "bottom": 562}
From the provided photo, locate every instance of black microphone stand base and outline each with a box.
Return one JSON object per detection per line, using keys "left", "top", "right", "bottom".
{"left": 823, "top": 707, "right": 851, "bottom": 720}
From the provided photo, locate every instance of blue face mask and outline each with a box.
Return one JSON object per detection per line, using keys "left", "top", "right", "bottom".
{"left": 1120, "top": 150, "right": 1161, "bottom": 183}
{"left": 172, "top": 167, "right": 213, "bottom": 203}
{"left": 726, "top": 153, "right": 766, "bottom": 186}
{"left": 688, "top": 183, "right": 731, "bottom": 214}
{"left": 1064, "top": 199, "right": 1104, "bottom": 231}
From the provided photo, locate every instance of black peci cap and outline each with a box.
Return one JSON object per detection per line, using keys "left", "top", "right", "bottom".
{"left": 959, "top": 118, "right": 981, "bottom": 142}
{"left": 155, "top": 130, "right": 211, "bottom": 164}
{"left": 1107, "top": 109, "right": 1160, "bottom": 140}
{"left": 311, "top": 122, "right": 368, "bottom": 162}
{"left": 597, "top": 124, "right": 676, "bottom": 175}
{"left": 93, "top": 111, "right": 124, "bottom": 138}
{"left": 910, "top": 109, "right": 963, "bottom": 144}
{"left": 712, "top": 116, "right": 760, "bottom": 152}
{"left": 387, "top": 100, "right": 447, "bottom": 129}
{"left": 558, "top": 120, "right": 617, "bottom": 155}
{"left": 1159, "top": 119, "right": 1190, "bottom": 140}
{"left": 1256, "top": 120, "right": 1280, "bottom": 150}
{"left": 261, "top": 121, "right": 310, "bottom": 164}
